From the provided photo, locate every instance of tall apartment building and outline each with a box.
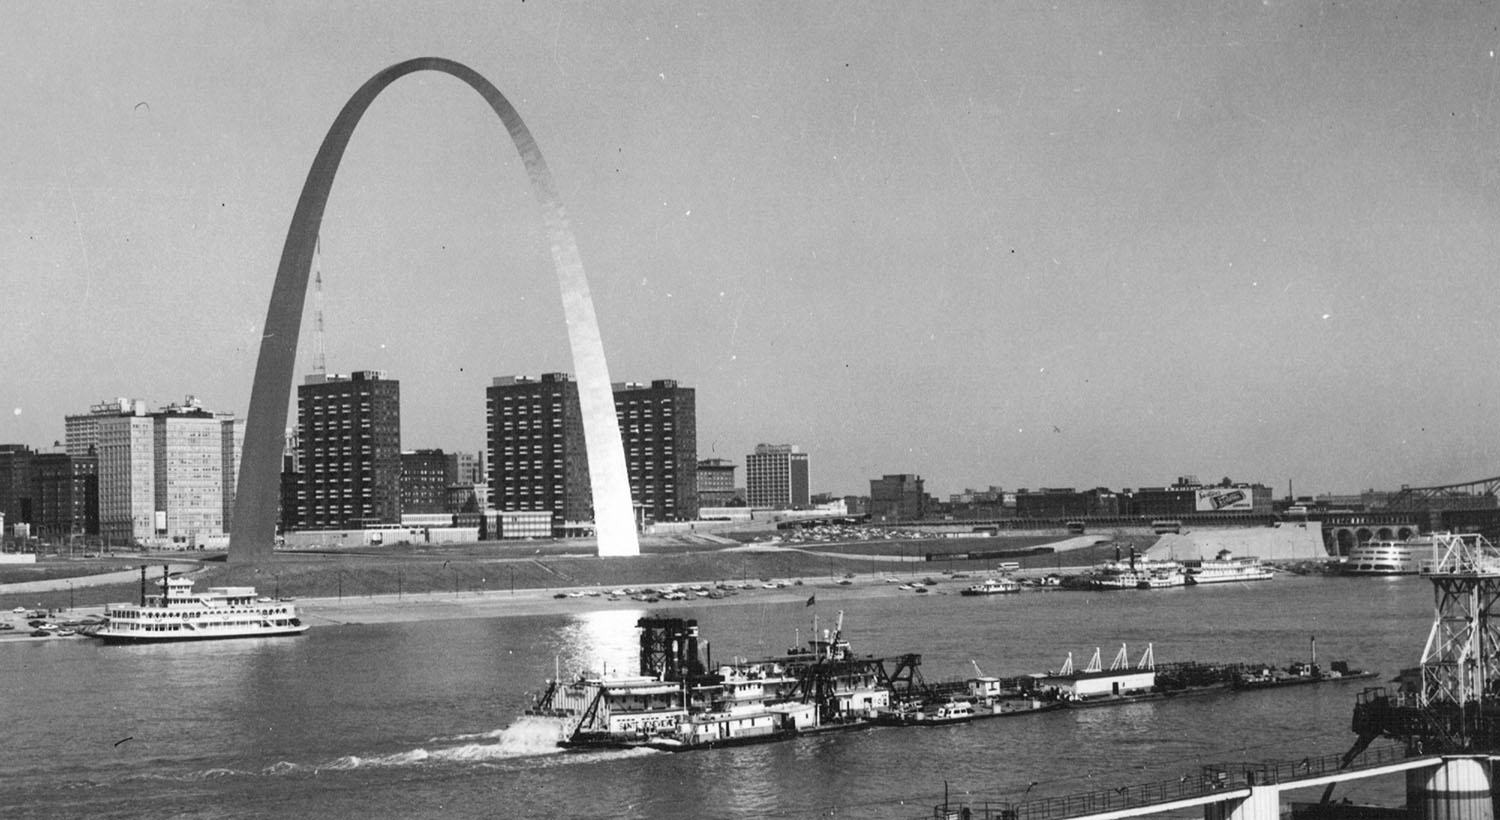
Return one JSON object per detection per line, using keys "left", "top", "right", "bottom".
{"left": 696, "top": 458, "right": 738, "bottom": 507}
{"left": 614, "top": 379, "right": 697, "bottom": 522}
{"left": 487, "top": 374, "right": 699, "bottom": 531}
{"left": 97, "top": 397, "right": 242, "bottom": 547}
{"left": 296, "top": 371, "right": 402, "bottom": 530}
{"left": 486, "top": 374, "right": 592, "bottom": 529}
{"left": 745, "top": 444, "right": 809, "bottom": 509}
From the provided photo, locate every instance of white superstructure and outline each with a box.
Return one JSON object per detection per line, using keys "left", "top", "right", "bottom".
{"left": 1184, "top": 551, "right": 1274, "bottom": 584}
{"left": 1343, "top": 538, "right": 1433, "bottom": 575}
{"left": 97, "top": 575, "right": 306, "bottom": 642}
{"left": 1090, "top": 559, "right": 1185, "bottom": 590}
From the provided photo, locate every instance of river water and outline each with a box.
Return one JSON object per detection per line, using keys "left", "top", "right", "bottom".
{"left": 2, "top": 573, "right": 1433, "bottom": 819}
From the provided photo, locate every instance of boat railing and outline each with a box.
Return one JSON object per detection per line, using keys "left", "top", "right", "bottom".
{"left": 917, "top": 743, "right": 1409, "bottom": 820}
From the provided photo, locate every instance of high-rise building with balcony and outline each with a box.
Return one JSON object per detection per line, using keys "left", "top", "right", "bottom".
{"left": 487, "top": 374, "right": 699, "bottom": 532}
{"left": 296, "top": 371, "right": 402, "bottom": 529}
{"left": 745, "top": 444, "right": 809, "bottom": 509}
{"left": 486, "top": 374, "right": 592, "bottom": 530}
{"left": 613, "top": 379, "right": 697, "bottom": 523}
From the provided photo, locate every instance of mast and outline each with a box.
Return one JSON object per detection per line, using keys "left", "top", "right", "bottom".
{"left": 312, "top": 234, "right": 327, "bottom": 376}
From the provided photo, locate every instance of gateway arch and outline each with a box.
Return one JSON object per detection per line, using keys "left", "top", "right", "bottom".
{"left": 229, "top": 57, "right": 640, "bottom": 562}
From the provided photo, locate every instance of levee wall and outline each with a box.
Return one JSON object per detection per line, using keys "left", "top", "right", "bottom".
{"left": 1144, "top": 523, "right": 1328, "bottom": 562}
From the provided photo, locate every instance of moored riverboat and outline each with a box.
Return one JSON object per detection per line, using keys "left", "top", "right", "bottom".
{"left": 1184, "top": 551, "right": 1274, "bottom": 585}
{"left": 94, "top": 568, "right": 306, "bottom": 643}
{"left": 1340, "top": 538, "right": 1433, "bottom": 575}
{"left": 960, "top": 576, "right": 1022, "bottom": 596}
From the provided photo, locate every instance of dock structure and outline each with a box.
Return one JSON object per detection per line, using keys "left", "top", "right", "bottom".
{"left": 920, "top": 532, "right": 1500, "bottom": 820}
{"left": 918, "top": 746, "right": 1480, "bottom": 820}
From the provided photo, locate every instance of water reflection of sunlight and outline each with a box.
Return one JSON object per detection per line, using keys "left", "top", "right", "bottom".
{"left": 553, "top": 608, "right": 646, "bottom": 678}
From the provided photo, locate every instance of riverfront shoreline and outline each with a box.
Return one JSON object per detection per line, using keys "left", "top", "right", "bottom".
{"left": 295, "top": 576, "right": 930, "bottom": 625}
{"left": 0, "top": 572, "right": 993, "bottom": 640}
{"left": 1, "top": 533, "right": 1131, "bottom": 619}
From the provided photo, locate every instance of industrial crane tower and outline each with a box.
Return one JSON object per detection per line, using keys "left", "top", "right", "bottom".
{"left": 1351, "top": 531, "right": 1500, "bottom": 753}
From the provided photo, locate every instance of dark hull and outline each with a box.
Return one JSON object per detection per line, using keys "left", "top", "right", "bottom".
{"left": 645, "top": 728, "right": 797, "bottom": 752}
{"left": 95, "top": 628, "right": 308, "bottom": 644}
{"left": 1234, "top": 670, "right": 1377, "bottom": 690}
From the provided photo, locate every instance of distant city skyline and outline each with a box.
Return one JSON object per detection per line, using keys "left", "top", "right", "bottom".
{"left": 6, "top": 4, "right": 1500, "bottom": 499}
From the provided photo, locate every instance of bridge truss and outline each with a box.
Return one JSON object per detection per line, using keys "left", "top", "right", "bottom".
{"left": 1381, "top": 476, "right": 1500, "bottom": 513}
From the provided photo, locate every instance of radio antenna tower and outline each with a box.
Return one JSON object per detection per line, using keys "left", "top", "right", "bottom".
{"left": 312, "top": 234, "right": 327, "bottom": 376}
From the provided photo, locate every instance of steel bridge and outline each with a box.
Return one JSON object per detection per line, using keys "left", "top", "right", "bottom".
{"left": 1382, "top": 476, "right": 1500, "bottom": 513}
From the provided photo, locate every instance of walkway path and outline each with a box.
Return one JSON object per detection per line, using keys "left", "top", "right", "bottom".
{"left": 0, "top": 564, "right": 200, "bottom": 595}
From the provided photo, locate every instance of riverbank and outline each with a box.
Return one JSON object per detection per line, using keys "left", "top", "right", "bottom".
{"left": 1, "top": 534, "right": 1134, "bottom": 616}
{"left": 0, "top": 571, "right": 982, "bottom": 642}
{"left": 0, "top": 537, "right": 1093, "bottom": 640}
{"left": 296, "top": 577, "right": 929, "bottom": 625}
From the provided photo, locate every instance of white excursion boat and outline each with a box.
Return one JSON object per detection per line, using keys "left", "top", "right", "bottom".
{"left": 1342, "top": 538, "right": 1433, "bottom": 575}
{"left": 96, "top": 573, "right": 307, "bottom": 643}
{"left": 960, "top": 576, "right": 1022, "bottom": 596}
{"left": 1183, "top": 551, "right": 1274, "bottom": 585}
{"left": 1090, "top": 559, "right": 1185, "bottom": 590}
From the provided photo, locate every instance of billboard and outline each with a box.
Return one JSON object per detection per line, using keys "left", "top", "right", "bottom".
{"left": 1196, "top": 487, "right": 1252, "bottom": 512}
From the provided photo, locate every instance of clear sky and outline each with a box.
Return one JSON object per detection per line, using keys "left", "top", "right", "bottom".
{"left": 3, "top": 2, "right": 1499, "bottom": 499}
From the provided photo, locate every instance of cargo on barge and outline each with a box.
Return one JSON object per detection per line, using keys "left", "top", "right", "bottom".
{"left": 522, "top": 619, "right": 1377, "bottom": 752}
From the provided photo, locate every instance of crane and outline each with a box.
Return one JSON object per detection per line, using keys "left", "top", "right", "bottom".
{"left": 1322, "top": 532, "right": 1500, "bottom": 803}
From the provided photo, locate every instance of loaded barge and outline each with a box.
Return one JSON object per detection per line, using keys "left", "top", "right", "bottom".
{"left": 524, "top": 618, "right": 1376, "bottom": 751}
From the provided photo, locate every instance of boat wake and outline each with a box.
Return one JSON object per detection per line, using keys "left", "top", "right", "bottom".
{"left": 312, "top": 716, "right": 572, "bottom": 771}
{"left": 114, "top": 717, "right": 647, "bottom": 785}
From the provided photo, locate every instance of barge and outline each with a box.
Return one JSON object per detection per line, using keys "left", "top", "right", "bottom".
{"left": 522, "top": 619, "right": 1376, "bottom": 753}
{"left": 1234, "top": 637, "right": 1376, "bottom": 690}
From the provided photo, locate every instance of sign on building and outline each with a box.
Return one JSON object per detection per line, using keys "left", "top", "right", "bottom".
{"left": 1195, "top": 487, "right": 1252, "bottom": 512}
